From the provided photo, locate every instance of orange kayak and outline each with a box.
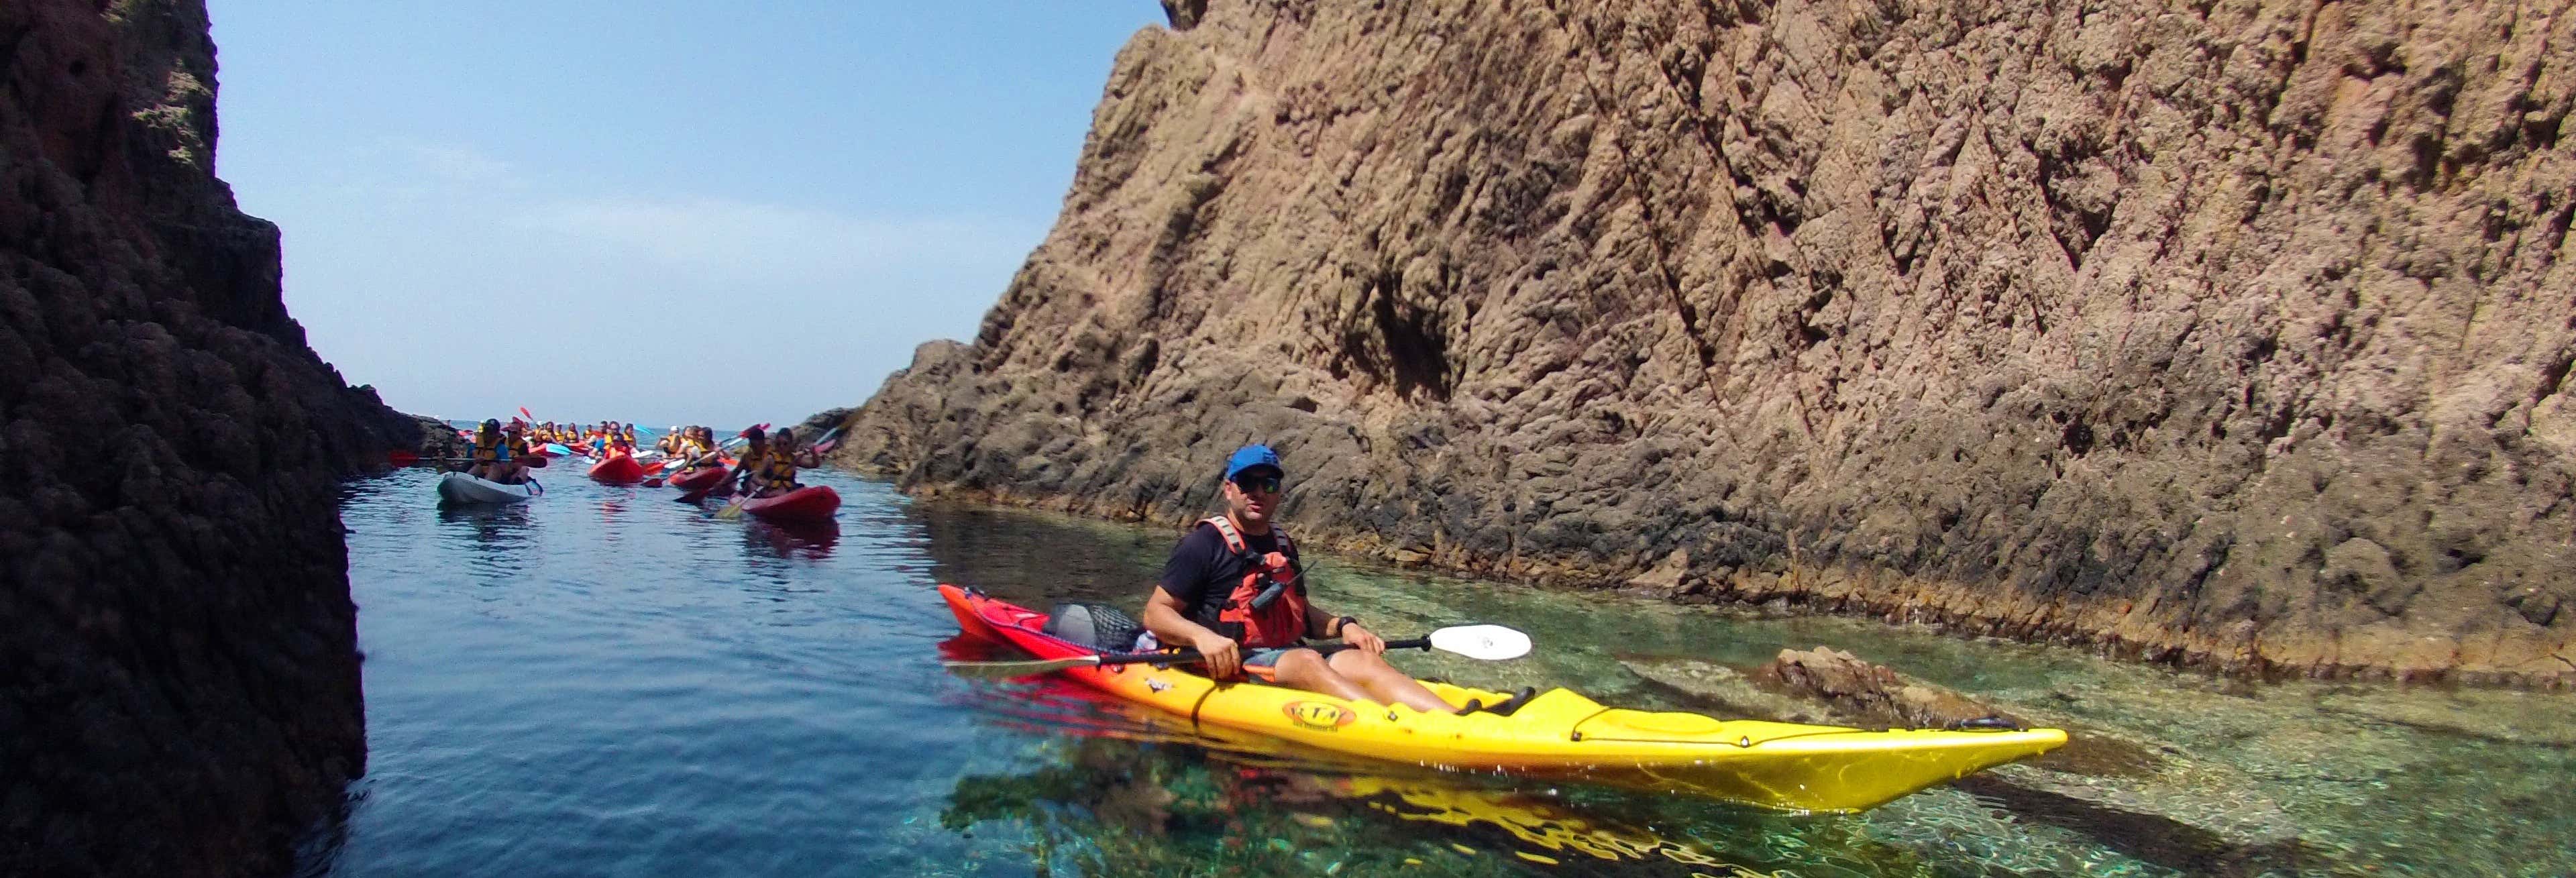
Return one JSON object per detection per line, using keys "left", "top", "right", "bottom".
{"left": 587, "top": 454, "right": 646, "bottom": 484}
{"left": 668, "top": 465, "right": 729, "bottom": 494}
{"left": 938, "top": 584, "right": 2065, "bottom": 812}
{"left": 740, "top": 485, "right": 838, "bottom": 522}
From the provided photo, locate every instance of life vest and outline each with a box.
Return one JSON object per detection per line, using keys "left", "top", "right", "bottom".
{"left": 1197, "top": 516, "right": 1309, "bottom": 649}
{"left": 470, "top": 434, "right": 513, "bottom": 463}
{"left": 755, "top": 446, "right": 800, "bottom": 490}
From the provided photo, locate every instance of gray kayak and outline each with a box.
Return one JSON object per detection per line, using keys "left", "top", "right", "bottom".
{"left": 436, "top": 472, "right": 540, "bottom": 505}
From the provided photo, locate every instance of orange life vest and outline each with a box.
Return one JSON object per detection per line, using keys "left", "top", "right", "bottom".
{"left": 1197, "top": 516, "right": 1309, "bottom": 649}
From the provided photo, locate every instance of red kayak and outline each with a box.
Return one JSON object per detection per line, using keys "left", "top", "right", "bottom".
{"left": 740, "top": 485, "right": 839, "bottom": 523}
{"left": 587, "top": 454, "right": 647, "bottom": 484}
{"left": 667, "top": 465, "right": 730, "bottom": 494}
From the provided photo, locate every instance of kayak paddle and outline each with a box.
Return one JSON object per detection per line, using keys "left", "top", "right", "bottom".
{"left": 394, "top": 453, "right": 479, "bottom": 465}
{"left": 941, "top": 624, "right": 1533, "bottom": 680}
{"left": 712, "top": 488, "right": 753, "bottom": 520}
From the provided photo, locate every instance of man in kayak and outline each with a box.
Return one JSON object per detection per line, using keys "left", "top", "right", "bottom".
{"left": 464, "top": 419, "right": 532, "bottom": 484}
{"left": 1138, "top": 445, "right": 1465, "bottom": 714}
{"left": 733, "top": 426, "right": 820, "bottom": 498}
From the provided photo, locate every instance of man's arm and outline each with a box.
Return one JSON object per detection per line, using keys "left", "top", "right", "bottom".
{"left": 1303, "top": 602, "right": 1385, "bottom": 654}
{"left": 1302, "top": 603, "right": 1338, "bottom": 639}
{"left": 1142, "top": 587, "right": 1221, "bottom": 645}
{"left": 1143, "top": 586, "right": 1242, "bottom": 679}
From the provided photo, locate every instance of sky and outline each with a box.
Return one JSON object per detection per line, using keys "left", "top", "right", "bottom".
{"left": 207, "top": 1, "right": 1166, "bottom": 428}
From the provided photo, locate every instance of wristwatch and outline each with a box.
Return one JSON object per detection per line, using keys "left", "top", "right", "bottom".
{"left": 1332, "top": 616, "right": 1360, "bottom": 638}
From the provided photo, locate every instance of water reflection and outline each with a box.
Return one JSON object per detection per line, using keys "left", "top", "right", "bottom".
{"left": 744, "top": 518, "right": 841, "bottom": 559}
{"left": 909, "top": 502, "right": 1169, "bottom": 604}
{"left": 434, "top": 503, "right": 535, "bottom": 573}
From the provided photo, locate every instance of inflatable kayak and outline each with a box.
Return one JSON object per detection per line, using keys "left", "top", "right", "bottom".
{"left": 739, "top": 485, "right": 839, "bottom": 522}
{"left": 587, "top": 454, "right": 647, "bottom": 484}
{"left": 667, "top": 465, "right": 730, "bottom": 494}
{"left": 938, "top": 584, "right": 2065, "bottom": 812}
{"left": 435, "top": 472, "right": 539, "bottom": 505}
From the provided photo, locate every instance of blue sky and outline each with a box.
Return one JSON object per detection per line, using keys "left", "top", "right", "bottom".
{"left": 209, "top": 1, "right": 1165, "bottom": 428}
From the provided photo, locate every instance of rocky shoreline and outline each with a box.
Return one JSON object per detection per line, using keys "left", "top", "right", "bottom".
{"left": 2, "top": 1, "right": 424, "bottom": 874}
{"left": 832, "top": 0, "right": 2575, "bottom": 688}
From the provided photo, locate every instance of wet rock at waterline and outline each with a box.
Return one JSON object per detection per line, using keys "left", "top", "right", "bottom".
{"left": 411, "top": 414, "right": 468, "bottom": 459}
{"left": 1, "top": 1, "right": 419, "bottom": 874}
{"left": 835, "top": 0, "right": 2576, "bottom": 685}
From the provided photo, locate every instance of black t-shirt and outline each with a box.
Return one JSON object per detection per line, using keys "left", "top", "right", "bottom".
{"left": 1157, "top": 522, "right": 1301, "bottom": 630}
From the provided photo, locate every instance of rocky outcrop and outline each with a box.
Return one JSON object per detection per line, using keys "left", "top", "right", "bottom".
{"left": 2, "top": 1, "right": 419, "bottom": 875}
{"left": 411, "top": 414, "right": 466, "bottom": 459}
{"left": 835, "top": 0, "right": 2575, "bottom": 686}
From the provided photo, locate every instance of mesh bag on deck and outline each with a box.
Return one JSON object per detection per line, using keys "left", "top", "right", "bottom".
{"left": 1042, "top": 603, "right": 1143, "bottom": 651}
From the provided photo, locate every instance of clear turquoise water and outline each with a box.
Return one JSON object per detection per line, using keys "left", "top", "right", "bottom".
{"left": 304, "top": 468, "right": 2575, "bottom": 877}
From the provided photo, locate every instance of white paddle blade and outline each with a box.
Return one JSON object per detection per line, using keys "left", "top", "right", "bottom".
{"left": 1428, "top": 624, "right": 1531, "bottom": 661}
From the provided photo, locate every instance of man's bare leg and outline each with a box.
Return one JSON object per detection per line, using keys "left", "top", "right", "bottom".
{"left": 1327, "top": 650, "right": 1461, "bottom": 714}
{"left": 1266, "top": 649, "right": 1375, "bottom": 702}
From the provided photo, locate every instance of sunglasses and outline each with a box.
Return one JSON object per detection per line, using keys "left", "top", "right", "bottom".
{"left": 1232, "top": 474, "right": 1283, "bottom": 494}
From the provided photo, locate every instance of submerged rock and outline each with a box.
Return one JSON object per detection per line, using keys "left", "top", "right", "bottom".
{"left": 1627, "top": 650, "right": 2314, "bottom": 875}
{"left": 1754, "top": 647, "right": 2021, "bottom": 730}
{"left": 1, "top": 1, "right": 418, "bottom": 874}
{"left": 835, "top": 0, "right": 2576, "bottom": 686}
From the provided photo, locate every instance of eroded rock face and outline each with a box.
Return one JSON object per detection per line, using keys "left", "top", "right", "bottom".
{"left": 1, "top": 1, "right": 418, "bottom": 874}
{"left": 835, "top": 0, "right": 2575, "bottom": 685}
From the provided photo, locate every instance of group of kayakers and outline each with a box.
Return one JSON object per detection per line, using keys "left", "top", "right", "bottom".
{"left": 661, "top": 423, "right": 825, "bottom": 500}
{"left": 453, "top": 418, "right": 829, "bottom": 502}
{"left": 523, "top": 421, "right": 643, "bottom": 457}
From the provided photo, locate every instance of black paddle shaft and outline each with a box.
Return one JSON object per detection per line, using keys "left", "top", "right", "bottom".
{"left": 1091, "top": 637, "right": 1432, "bottom": 668}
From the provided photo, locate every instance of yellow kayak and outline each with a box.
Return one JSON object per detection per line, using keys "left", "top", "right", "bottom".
{"left": 940, "top": 584, "right": 2065, "bottom": 812}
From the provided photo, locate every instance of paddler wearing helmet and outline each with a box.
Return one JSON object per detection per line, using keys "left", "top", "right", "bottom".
{"left": 1138, "top": 445, "right": 1468, "bottom": 714}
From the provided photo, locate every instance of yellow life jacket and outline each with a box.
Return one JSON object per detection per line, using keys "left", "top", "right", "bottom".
{"left": 470, "top": 434, "right": 513, "bottom": 463}
{"left": 755, "top": 446, "right": 800, "bottom": 490}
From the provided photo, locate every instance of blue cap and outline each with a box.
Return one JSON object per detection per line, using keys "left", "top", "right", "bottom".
{"left": 1223, "top": 444, "right": 1283, "bottom": 482}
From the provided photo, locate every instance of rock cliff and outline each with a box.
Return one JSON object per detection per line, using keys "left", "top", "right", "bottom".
{"left": 2, "top": 1, "right": 419, "bottom": 874}
{"left": 836, "top": 0, "right": 2574, "bottom": 686}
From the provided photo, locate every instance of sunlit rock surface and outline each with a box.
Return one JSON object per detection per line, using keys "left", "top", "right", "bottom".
{"left": 1, "top": 1, "right": 419, "bottom": 873}
{"left": 837, "top": 0, "right": 2576, "bottom": 685}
